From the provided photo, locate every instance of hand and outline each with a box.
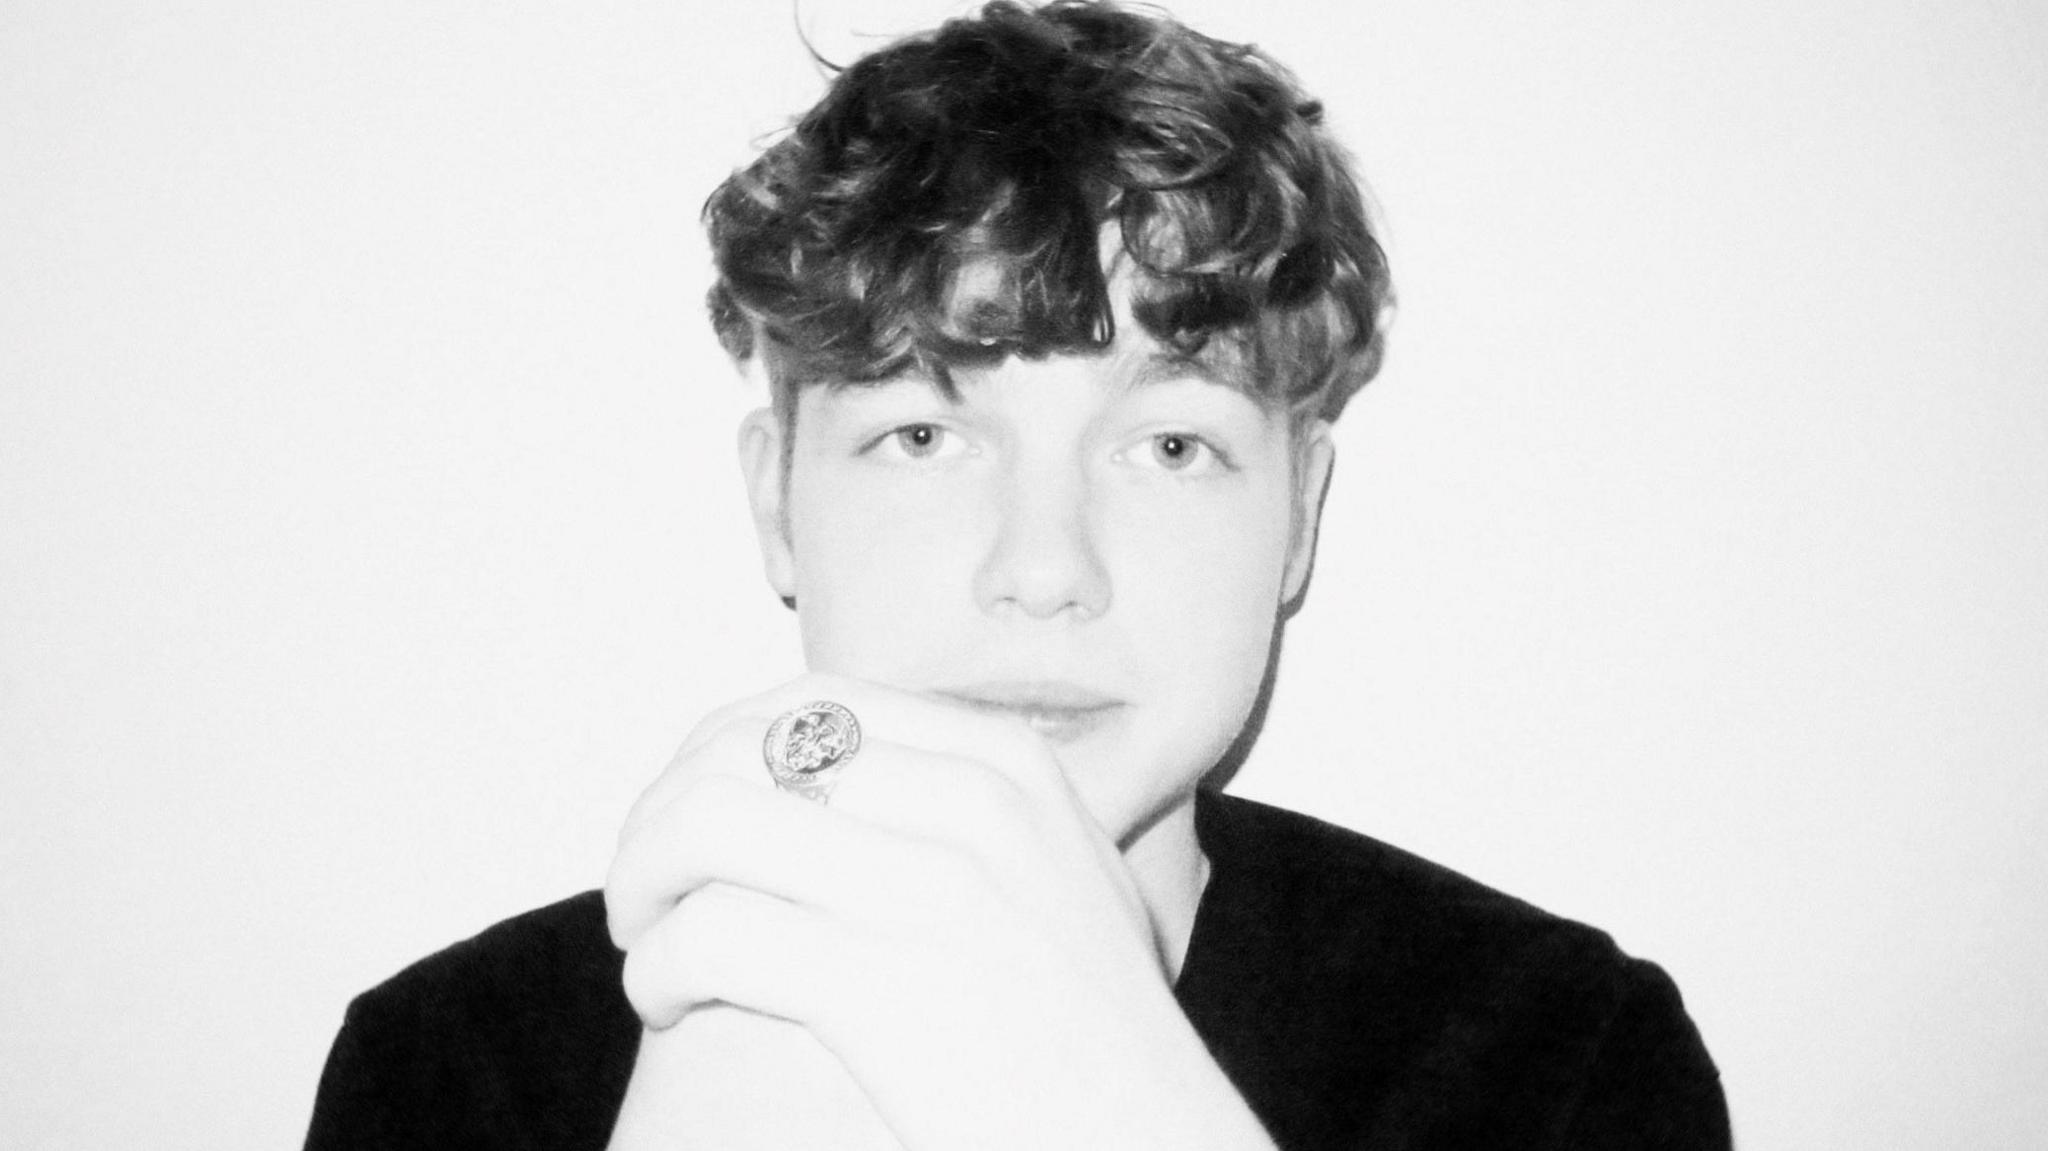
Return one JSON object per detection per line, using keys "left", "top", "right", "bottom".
{"left": 602, "top": 673, "right": 1274, "bottom": 1151}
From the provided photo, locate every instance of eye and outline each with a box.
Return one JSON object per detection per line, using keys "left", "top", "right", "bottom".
{"left": 1153, "top": 433, "right": 1198, "bottom": 469}
{"left": 868, "top": 422, "right": 967, "bottom": 462}
{"left": 1132, "top": 431, "right": 1230, "bottom": 475}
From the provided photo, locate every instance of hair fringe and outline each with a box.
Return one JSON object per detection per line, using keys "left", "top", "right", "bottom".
{"left": 705, "top": 0, "right": 1392, "bottom": 421}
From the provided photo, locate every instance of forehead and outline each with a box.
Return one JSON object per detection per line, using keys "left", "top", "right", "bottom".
{"left": 808, "top": 341, "right": 1269, "bottom": 426}
{"left": 969, "top": 336, "right": 1235, "bottom": 394}
{"left": 824, "top": 275, "right": 1272, "bottom": 409}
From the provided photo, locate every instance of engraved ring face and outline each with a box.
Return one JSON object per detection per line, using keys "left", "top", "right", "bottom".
{"left": 762, "top": 701, "right": 863, "bottom": 801}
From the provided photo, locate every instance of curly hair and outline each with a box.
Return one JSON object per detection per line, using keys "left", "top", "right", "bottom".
{"left": 704, "top": 0, "right": 1391, "bottom": 427}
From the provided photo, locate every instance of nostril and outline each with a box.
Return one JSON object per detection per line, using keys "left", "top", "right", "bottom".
{"left": 973, "top": 505, "right": 1112, "bottom": 621}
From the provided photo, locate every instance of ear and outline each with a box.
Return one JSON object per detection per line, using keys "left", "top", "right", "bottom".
{"left": 1280, "top": 420, "right": 1336, "bottom": 608}
{"left": 737, "top": 406, "right": 798, "bottom": 603}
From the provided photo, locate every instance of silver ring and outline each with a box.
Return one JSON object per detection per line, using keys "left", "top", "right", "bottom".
{"left": 762, "top": 700, "right": 862, "bottom": 804}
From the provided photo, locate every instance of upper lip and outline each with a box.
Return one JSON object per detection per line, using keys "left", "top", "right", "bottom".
{"left": 936, "top": 681, "right": 1125, "bottom": 713}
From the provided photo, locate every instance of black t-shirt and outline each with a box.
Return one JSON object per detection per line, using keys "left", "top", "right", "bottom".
{"left": 306, "top": 792, "right": 1729, "bottom": 1150}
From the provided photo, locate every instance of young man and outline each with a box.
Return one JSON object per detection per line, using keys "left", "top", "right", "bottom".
{"left": 306, "top": 3, "right": 1729, "bottom": 1147}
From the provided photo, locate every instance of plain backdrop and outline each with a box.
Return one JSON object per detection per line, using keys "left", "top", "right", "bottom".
{"left": 3, "top": 1, "right": 2044, "bottom": 1147}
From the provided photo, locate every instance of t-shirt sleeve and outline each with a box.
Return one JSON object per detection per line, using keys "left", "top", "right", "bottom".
{"left": 300, "top": 893, "right": 636, "bottom": 1150}
{"left": 1559, "top": 958, "right": 1731, "bottom": 1150}
{"left": 303, "top": 993, "right": 452, "bottom": 1151}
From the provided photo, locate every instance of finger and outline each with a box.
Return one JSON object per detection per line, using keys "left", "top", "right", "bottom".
{"left": 618, "top": 677, "right": 875, "bottom": 842}
{"left": 611, "top": 770, "right": 822, "bottom": 949}
{"left": 754, "top": 672, "right": 1076, "bottom": 810}
{"left": 653, "top": 674, "right": 880, "bottom": 776}
{"left": 621, "top": 882, "right": 857, "bottom": 1030}
{"left": 828, "top": 737, "right": 1045, "bottom": 858}
{"left": 618, "top": 715, "right": 768, "bottom": 847}
{"left": 607, "top": 743, "right": 963, "bottom": 950}
{"left": 625, "top": 674, "right": 1072, "bottom": 850}
{"left": 630, "top": 687, "right": 1051, "bottom": 845}
{"left": 618, "top": 678, "right": 1004, "bottom": 841}
{"left": 843, "top": 742, "right": 1150, "bottom": 946}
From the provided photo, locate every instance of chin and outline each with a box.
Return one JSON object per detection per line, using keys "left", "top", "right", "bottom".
{"left": 1063, "top": 750, "right": 1206, "bottom": 847}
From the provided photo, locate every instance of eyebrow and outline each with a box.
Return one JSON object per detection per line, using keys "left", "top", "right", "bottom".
{"left": 1123, "top": 350, "right": 1232, "bottom": 392}
{"left": 848, "top": 346, "right": 1246, "bottom": 404}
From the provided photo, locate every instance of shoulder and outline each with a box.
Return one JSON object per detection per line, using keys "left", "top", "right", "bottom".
{"left": 1195, "top": 789, "right": 1613, "bottom": 974}
{"left": 306, "top": 892, "right": 637, "bottom": 1150}
{"left": 361, "top": 889, "right": 618, "bottom": 1001}
{"left": 342, "top": 890, "right": 626, "bottom": 1036}
{"left": 1188, "top": 791, "right": 1729, "bottom": 1149}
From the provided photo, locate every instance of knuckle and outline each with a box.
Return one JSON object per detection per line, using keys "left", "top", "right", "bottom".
{"left": 608, "top": 776, "right": 754, "bottom": 950}
{"left": 621, "top": 946, "right": 693, "bottom": 1030}
{"left": 926, "top": 752, "right": 1039, "bottom": 844}
{"left": 797, "top": 669, "right": 858, "bottom": 699}
{"left": 621, "top": 903, "right": 713, "bottom": 1030}
{"left": 706, "top": 717, "right": 772, "bottom": 771}
{"left": 910, "top": 840, "right": 1000, "bottom": 917}
{"left": 623, "top": 711, "right": 772, "bottom": 841}
{"left": 670, "top": 764, "right": 747, "bottom": 812}
{"left": 618, "top": 938, "right": 660, "bottom": 1016}
{"left": 604, "top": 861, "right": 670, "bottom": 954}
{"left": 954, "top": 767, "right": 1036, "bottom": 842}
{"left": 685, "top": 696, "right": 754, "bottom": 746}
{"left": 602, "top": 888, "right": 638, "bottom": 953}
{"left": 619, "top": 771, "right": 680, "bottom": 845}
{"left": 975, "top": 714, "right": 1059, "bottom": 781}
{"left": 785, "top": 670, "right": 844, "bottom": 708}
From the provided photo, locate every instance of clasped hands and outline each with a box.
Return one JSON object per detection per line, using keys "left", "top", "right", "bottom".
{"left": 602, "top": 673, "right": 1274, "bottom": 1151}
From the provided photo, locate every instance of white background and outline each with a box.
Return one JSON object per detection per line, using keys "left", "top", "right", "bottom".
{"left": 4, "top": 1, "right": 2044, "bottom": 1147}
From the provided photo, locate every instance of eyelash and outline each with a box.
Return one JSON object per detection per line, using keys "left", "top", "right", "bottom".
{"left": 1131, "top": 432, "right": 1234, "bottom": 475}
{"left": 860, "top": 424, "right": 1234, "bottom": 474}
{"left": 863, "top": 422, "right": 965, "bottom": 461}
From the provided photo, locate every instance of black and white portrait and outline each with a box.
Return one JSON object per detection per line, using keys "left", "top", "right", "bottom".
{"left": 3, "top": 2, "right": 2043, "bottom": 1148}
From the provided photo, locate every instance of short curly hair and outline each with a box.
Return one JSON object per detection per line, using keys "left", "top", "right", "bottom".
{"left": 704, "top": 0, "right": 1391, "bottom": 427}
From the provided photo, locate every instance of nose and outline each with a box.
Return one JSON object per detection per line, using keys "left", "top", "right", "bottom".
{"left": 973, "top": 459, "right": 1112, "bottom": 621}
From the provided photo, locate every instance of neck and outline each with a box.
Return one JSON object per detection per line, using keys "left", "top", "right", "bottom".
{"left": 1119, "top": 791, "right": 1211, "bottom": 980}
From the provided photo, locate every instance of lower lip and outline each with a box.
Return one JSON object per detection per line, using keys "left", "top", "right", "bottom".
{"left": 1013, "top": 707, "right": 1119, "bottom": 744}
{"left": 949, "top": 699, "right": 1123, "bottom": 744}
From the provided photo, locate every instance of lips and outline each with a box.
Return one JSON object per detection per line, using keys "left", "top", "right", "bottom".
{"left": 935, "top": 681, "right": 1126, "bottom": 743}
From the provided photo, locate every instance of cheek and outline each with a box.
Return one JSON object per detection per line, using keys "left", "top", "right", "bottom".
{"left": 1108, "top": 492, "right": 1292, "bottom": 693}
{"left": 1078, "top": 501, "right": 1289, "bottom": 829}
{"left": 786, "top": 476, "right": 977, "bottom": 676}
